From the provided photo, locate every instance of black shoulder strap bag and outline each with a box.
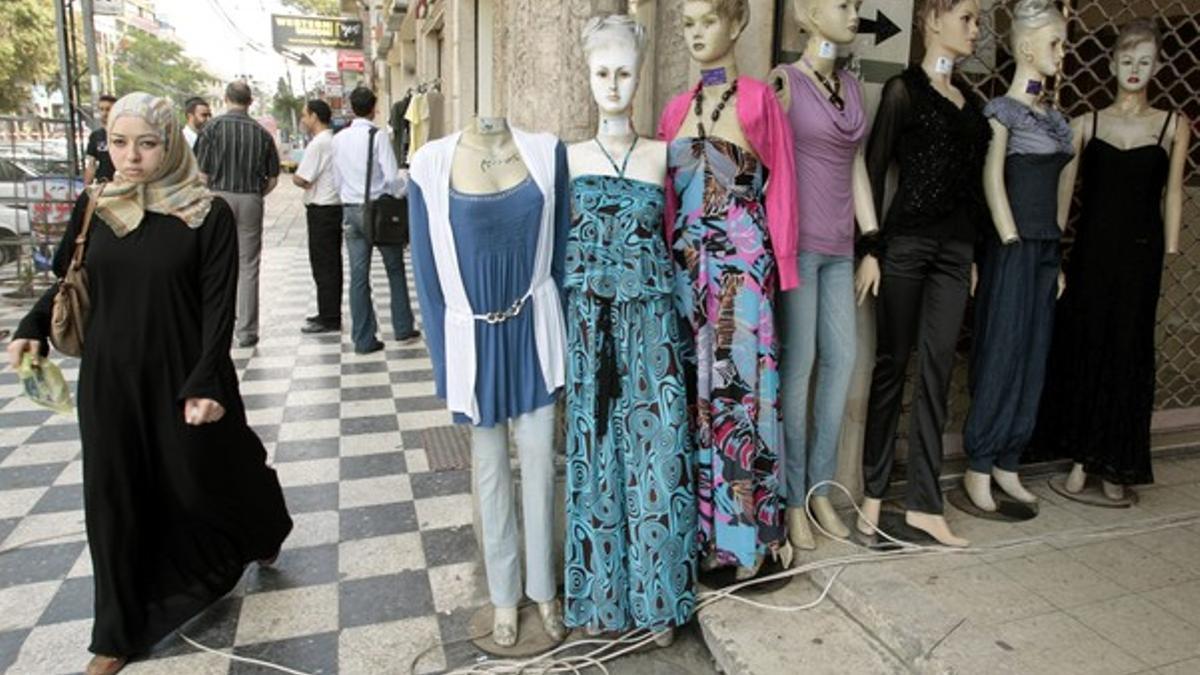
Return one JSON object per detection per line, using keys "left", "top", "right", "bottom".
{"left": 364, "top": 126, "right": 409, "bottom": 247}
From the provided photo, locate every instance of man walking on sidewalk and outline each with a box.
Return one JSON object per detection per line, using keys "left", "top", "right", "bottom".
{"left": 293, "top": 100, "right": 343, "bottom": 334}
{"left": 195, "top": 81, "right": 281, "bottom": 348}
{"left": 332, "top": 86, "right": 419, "bottom": 354}
{"left": 182, "top": 97, "right": 212, "bottom": 150}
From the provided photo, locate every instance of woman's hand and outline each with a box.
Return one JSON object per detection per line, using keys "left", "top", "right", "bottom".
{"left": 1057, "top": 270, "right": 1066, "bottom": 299}
{"left": 971, "top": 263, "right": 979, "bottom": 297}
{"left": 855, "top": 255, "right": 881, "bottom": 306}
{"left": 7, "top": 339, "right": 39, "bottom": 370}
{"left": 184, "top": 398, "right": 225, "bottom": 425}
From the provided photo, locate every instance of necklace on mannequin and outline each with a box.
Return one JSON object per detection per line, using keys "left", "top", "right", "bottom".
{"left": 802, "top": 55, "right": 844, "bottom": 111}
{"left": 593, "top": 135, "right": 639, "bottom": 178}
{"left": 691, "top": 80, "right": 739, "bottom": 138}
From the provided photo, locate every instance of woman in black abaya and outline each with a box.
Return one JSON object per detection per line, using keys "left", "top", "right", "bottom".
{"left": 7, "top": 92, "right": 292, "bottom": 675}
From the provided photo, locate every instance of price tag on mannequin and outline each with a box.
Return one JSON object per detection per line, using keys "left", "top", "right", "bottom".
{"left": 476, "top": 117, "right": 507, "bottom": 135}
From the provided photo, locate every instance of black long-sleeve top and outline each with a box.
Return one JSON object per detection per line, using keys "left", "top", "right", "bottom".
{"left": 862, "top": 65, "right": 992, "bottom": 255}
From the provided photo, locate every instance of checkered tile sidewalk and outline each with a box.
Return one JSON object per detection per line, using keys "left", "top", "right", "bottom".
{"left": 0, "top": 186, "right": 494, "bottom": 674}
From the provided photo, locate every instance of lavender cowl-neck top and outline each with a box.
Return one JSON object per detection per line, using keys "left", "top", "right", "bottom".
{"left": 780, "top": 63, "right": 867, "bottom": 258}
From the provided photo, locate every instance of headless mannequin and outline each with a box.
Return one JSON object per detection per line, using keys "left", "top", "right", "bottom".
{"left": 769, "top": 0, "right": 880, "bottom": 550}
{"left": 964, "top": 17, "right": 1066, "bottom": 512}
{"left": 1058, "top": 37, "right": 1191, "bottom": 501}
{"left": 566, "top": 30, "right": 677, "bottom": 648}
{"left": 451, "top": 118, "right": 567, "bottom": 647}
{"left": 674, "top": 0, "right": 794, "bottom": 578}
{"left": 855, "top": 2, "right": 981, "bottom": 548}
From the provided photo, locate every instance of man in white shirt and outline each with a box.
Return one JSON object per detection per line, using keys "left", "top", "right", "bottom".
{"left": 332, "top": 86, "right": 419, "bottom": 354}
{"left": 182, "top": 97, "right": 211, "bottom": 150}
{"left": 293, "top": 100, "right": 343, "bottom": 334}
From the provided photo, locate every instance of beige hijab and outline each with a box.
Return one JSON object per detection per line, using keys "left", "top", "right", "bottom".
{"left": 93, "top": 92, "right": 213, "bottom": 236}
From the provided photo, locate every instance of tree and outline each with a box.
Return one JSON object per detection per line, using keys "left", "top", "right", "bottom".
{"left": 113, "top": 30, "right": 216, "bottom": 109}
{"left": 271, "top": 77, "right": 304, "bottom": 138}
{"left": 0, "top": 0, "right": 58, "bottom": 113}
{"left": 279, "top": 0, "right": 341, "bottom": 16}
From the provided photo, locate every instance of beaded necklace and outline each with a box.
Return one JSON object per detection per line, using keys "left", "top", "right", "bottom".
{"left": 690, "top": 79, "right": 738, "bottom": 138}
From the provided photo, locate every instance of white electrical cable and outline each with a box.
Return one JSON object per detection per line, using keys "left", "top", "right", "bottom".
{"left": 177, "top": 634, "right": 312, "bottom": 675}
{"left": 438, "top": 480, "right": 1200, "bottom": 674}
{"left": 8, "top": 483, "right": 1196, "bottom": 675}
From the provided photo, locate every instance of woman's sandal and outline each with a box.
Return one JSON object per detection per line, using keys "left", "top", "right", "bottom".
{"left": 86, "top": 654, "right": 127, "bottom": 675}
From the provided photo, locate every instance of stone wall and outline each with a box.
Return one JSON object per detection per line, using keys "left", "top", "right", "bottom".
{"left": 491, "top": 0, "right": 626, "bottom": 141}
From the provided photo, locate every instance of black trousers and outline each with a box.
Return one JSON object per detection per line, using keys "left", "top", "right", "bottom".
{"left": 862, "top": 235, "right": 972, "bottom": 514}
{"left": 306, "top": 204, "right": 344, "bottom": 325}
{"left": 964, "top": 237, "right": 1059, "bottom": 473}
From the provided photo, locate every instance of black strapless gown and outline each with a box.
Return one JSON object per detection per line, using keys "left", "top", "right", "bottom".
{"left": 1031, "top": 132, "right": 1171, "bottom": 485}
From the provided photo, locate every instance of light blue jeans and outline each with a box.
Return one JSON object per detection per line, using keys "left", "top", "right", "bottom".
{"left": 780, "top": 252, "right": 856, "bottom": 504}
{"left": 471, "top": 403, "right": 557, "bottom": 609}
{"left": 343, "top": 205, "right": 416, "bottom": 352}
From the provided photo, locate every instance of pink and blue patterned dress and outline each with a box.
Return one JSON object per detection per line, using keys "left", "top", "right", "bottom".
{"left": 669, "top": 137, "right": 786, "bottom": 569}
{"left": 563, "top": 171, "right": 696, "bottom": 632}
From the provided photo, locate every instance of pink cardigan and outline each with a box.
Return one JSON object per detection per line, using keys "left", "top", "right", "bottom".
{"left": 657, "top": 76, "right": 801, "bottom": 290}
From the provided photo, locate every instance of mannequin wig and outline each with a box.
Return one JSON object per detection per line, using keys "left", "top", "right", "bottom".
{"left": 691, "top": 0, "right": 750, "bottom": 30}
{"left": 1113, "top": 18, "right": 1162, "bottom": 57}
{"left": 581, "top": 14, "right": 648, "bottom": 68}
{"left": 792, "top": 0, "right": 817, "bottom": 32}
{"left": 1010, "top": 0, "right": 1066, "bottom": 54}
{"left": 915, "top": 0, "right": 971, "bottom": 37}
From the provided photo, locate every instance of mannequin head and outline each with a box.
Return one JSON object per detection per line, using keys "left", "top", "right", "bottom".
{"left": 793, "top": 0, "right": 861, "bottom": 44}
{"left": 682, "top": 0, "right": 749, "bottom": 64}
{"left": 1111, "top": 19, "right": 1161, "bottom": 94}
{"left": 1011, "top": 0, "right": 1067, "bottom": 78}
{"left": 917, "top": 0, "right": 981, "bottom": 58}
{"left": 582, "top": 15, "right": 647, "bottom": 116}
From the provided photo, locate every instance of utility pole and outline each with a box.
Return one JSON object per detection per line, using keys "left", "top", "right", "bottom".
{"left": 53, "top": 0, "right": 80, "bottom": 176}
{"left": 80, "top": 0, "right": 102, "bottom": 114}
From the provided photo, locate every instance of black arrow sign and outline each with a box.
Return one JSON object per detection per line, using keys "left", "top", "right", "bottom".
{"left": 859, "top": 10, "right": 902, "bottom": 46}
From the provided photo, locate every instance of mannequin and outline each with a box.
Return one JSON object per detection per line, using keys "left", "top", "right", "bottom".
{"left": 856, "top": 0, "right": 991, "bottom": 547}
{"left": 769, "top": 0, "right": 879, "bottom": 549}
{"left": 657, "top": 0, "right": 799, "bottom": 579}
{"left": 1035, "top": 18, "right": 1191, "bottom": 501}
{"left": 563, "top": 15, "right": 694, "bottom": 647}
{"left": 408, "top": 117, "right": 570, "bottom": 647}
{"left": 962, "top": 0, "right": 1071, "bottom": 514}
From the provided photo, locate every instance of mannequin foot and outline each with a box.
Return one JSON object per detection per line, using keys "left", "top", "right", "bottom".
{"left": 857, "top": 498, "right": 881, "bottom": 536}
{"left": 906, "top": 511, "right": 969, "bottom": 548}
{"left": 992, "top": 468, "right": 1038, "bottom": 504}
{"left": 700, "top": 551, "right": 721, "bottom": 572}
{"left": 786, "top": 506, "right": 816, "bottom": 550}
{"left": 538, "top": 599, "right": 567, "bottom": 642}
{"left": 777, "top": 541, "right": 794, "bottom": 569}
{"left": 735, "top": 554, "right": 763, "bottom": 581}
{"left": 654, "top": 628, "right": 676, "bottom": 647}
{"left": 493, "top": 606, "right": 519, "bottom": 647}
{"left": 86, "top": 655, "right": 127, "bottom": 675}
{"left": 1065, "top": 463, "right": 1087, "bottom": 493}
{"left": 811, "top": 496, "right": 850, "bottom": 539}
{"left": 964, "top": 469, "right": 997, "bottom": 512}
{"left": 1101, "top": 480, "right": 1126, "bottom": 501}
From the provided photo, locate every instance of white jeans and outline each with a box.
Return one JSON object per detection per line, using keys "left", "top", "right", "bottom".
{"left": 471, "top": 403, "right": 556, "bottom": 608}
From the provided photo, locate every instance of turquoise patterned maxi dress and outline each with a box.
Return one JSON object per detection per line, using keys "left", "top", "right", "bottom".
{"left": 669, "top": 137, "right": 785, "bottom": 570}
{"left": 563, "top": 172, "right": 697, "bottom": 632}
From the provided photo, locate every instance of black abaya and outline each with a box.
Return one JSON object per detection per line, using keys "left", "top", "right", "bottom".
{"left": 15, "top": 193, "right": 292, "bottom": 656}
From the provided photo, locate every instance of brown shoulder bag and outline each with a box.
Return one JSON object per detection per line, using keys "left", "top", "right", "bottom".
{"left": 49, "top": 189, "right": 100, "bottom": 357}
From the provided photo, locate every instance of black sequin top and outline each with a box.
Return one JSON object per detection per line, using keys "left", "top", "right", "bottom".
{"left": 862, "top": 65, "right": 992, "bottom": 256}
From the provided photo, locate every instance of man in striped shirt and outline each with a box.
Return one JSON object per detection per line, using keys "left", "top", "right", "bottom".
{"left": 195, "top": 81, "right": 281, "bottom": 348}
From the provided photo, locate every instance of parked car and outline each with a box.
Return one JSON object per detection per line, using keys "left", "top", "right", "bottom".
{"left": 0, "top": 156, "right": 81, "bottom": 267}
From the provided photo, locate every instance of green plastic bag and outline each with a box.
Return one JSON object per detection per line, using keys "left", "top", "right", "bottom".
{"left": 17, "top": 352, "right": 73, "bottom": 414}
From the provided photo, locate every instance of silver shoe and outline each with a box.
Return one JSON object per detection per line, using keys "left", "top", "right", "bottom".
{"left": 538, "top": 599, "right": 567, "bottom": 642}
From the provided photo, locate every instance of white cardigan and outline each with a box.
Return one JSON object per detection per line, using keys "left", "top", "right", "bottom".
{"left": 408, "top": 127, "right": 566, "bottom": 424}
